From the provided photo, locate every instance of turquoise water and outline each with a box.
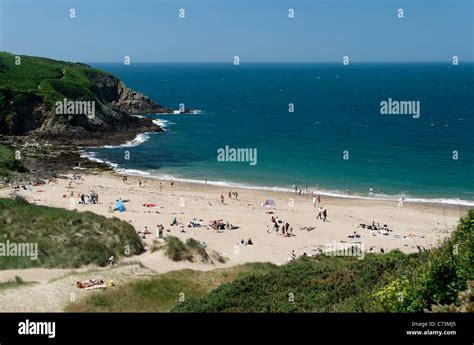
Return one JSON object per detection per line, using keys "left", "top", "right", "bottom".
{"left": 87, "top": 63, "right": 474, "bottom": 204}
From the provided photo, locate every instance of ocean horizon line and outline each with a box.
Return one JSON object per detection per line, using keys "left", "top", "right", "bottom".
{"left": 89, "top": 61, "right": 474, "bottom": 65}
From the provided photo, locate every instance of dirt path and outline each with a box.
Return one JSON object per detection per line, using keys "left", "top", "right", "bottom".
{"left": 0, "top": 263, "right": 155, "bottom": 312}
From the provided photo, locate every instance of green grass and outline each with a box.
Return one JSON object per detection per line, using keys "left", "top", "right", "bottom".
{"left": 0, "top": 144, "right": 27, "bottom": 178}
{"left": 0, "top": 51, "right": 113, "bottom": 134}
{"left": 0, "top": 197, "right": 144, "bottom": 269}
{"left": 153, "top": 236, "right": 226, "bottom": 264}
{"left": 0, "top": 51, "right": 110, "bottom": 108}
{"left": 64, "top": 262, "right": 278, "bottom": 312}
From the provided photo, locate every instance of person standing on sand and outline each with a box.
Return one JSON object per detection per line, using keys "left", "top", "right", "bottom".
{"left": 229, "top": 191, "right": 232, "bottom": 199}
{"left": 289, "top": 250, "right": 296, "bottom": 261}
{"left": 398, "top": 197, "right": 405, "bottom": 208}
{"left": 156, "top": 225, "right": 163, "bottom": 239}
{"left": 312, "top": 195, "right": 316, "bottom": 207}
{"left": 139, "top": 180, "right": 142, "bottom": 187}
{"left": 317, "top": 195, "right": 321, "bottom": 204}
{"left": 316, "top": 206, "right": 323, "bottom": 220}
{"left": 80, "top": 193, "right": 85, "bottom": 205}
{"left": 159, "top": 182, "right": 162, "bottom": 192}
{"left": 322, "top": 209, "right": 327, "bottom": 222}
{"left": 221, "top": 194, "right": 224, "bottom": 203}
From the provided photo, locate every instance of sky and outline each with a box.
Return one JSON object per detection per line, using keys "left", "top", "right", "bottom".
{"left": 0, "top": 0, "right": 473, "bottom": 63}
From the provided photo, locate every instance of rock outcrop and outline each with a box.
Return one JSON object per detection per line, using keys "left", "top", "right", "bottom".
{"left": 0, "top": 52, "right": 173, "bottom": 146}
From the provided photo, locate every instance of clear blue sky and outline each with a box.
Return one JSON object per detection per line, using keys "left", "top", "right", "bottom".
{"left": 0, "top": 0, "right": 472, "bottom": 63}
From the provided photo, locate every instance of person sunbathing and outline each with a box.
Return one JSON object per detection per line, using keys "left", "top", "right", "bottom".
{"left": 348, "top": 231, "right": 361, "bottom": 239}
{"left": 76, "top": 278, "right": 104, "bottom": 289}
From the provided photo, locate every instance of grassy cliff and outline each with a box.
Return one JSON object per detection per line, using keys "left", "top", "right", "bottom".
{"left": 0, "top": 51, "right": 165, "bottom": 143}
{"left": 0, "top": 197, "right": 144, "bottom": 269}
{"left": 0, "top": 144, "right": 27, "bottom": 178}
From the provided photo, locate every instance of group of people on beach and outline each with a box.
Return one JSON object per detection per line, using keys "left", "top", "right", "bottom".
{"left": 316, "top": 207, "right": 328, "bottom": 222}
{"left": 360, "top": 221, "right": 392, "bottom": 236}
{"left": 228, "top": 191, "right": 239, "bottom": 199}
{"left": 138, "top": 224, "right": 165, "bottom": 239}
{"left": 269, "top": 216, "right": 293, "bottom": 237}
{"left": 80, "top": 191, "right": 99, "bottom": 205}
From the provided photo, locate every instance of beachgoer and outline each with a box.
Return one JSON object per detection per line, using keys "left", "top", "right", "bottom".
{"left": 221, "top": 194, "right": 224, "bottom": 203}
{"left": 316, "top": 206, "right": 323, "bottom": 220}
{"left": 156, "top": 225, "right": 163, "bottom": 239}
{"left": 322, "top": 209, "right": 327, "bottom": 222}
{"left": 398, "top": 197, "right": 405, "bottom": 208}
{"left": 288, "top": 250, "right": 296, "bottom": 261}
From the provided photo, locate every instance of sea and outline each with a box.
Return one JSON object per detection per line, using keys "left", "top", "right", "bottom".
{"left": 83, "top": 63, "right": 474, "bottom": 206}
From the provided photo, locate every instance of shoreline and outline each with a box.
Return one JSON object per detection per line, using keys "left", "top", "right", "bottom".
{"left": 1, "top": 169, "right": 466, "bottom": 264}
{"left": 78, "top": 147, "right": 474, "bottom": 208}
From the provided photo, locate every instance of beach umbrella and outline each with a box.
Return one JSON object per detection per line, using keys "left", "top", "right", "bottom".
{"left": 115, "top": 200, "right": 126, "bottom": 212}
{"left": 262, "top": 198, "right": 275, "bottom": 207}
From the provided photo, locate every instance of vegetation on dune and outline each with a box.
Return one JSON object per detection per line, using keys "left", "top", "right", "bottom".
{"left": 152, "top": 236, "right": 227, "bottom": 264}
{"left": 64, "top": 262, "right": 278, "bottom": 312}
{"left": 0, "top": 144, "right": 27, "bottom": 178}
{"left": 0, "top": 197, "right": 144, "bottom": 269}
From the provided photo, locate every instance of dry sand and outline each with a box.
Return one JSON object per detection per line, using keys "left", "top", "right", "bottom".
{"left": 0, "top": 171, "right": 468, "bottom": 311}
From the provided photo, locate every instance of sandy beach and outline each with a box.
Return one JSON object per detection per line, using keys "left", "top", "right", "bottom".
{"left": 0, "top": 171, "right": 467, "bottom": 273}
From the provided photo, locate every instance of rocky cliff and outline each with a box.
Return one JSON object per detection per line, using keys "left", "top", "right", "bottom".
{"left": 0, "top": 52, "right": 172, "bottom": 146}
